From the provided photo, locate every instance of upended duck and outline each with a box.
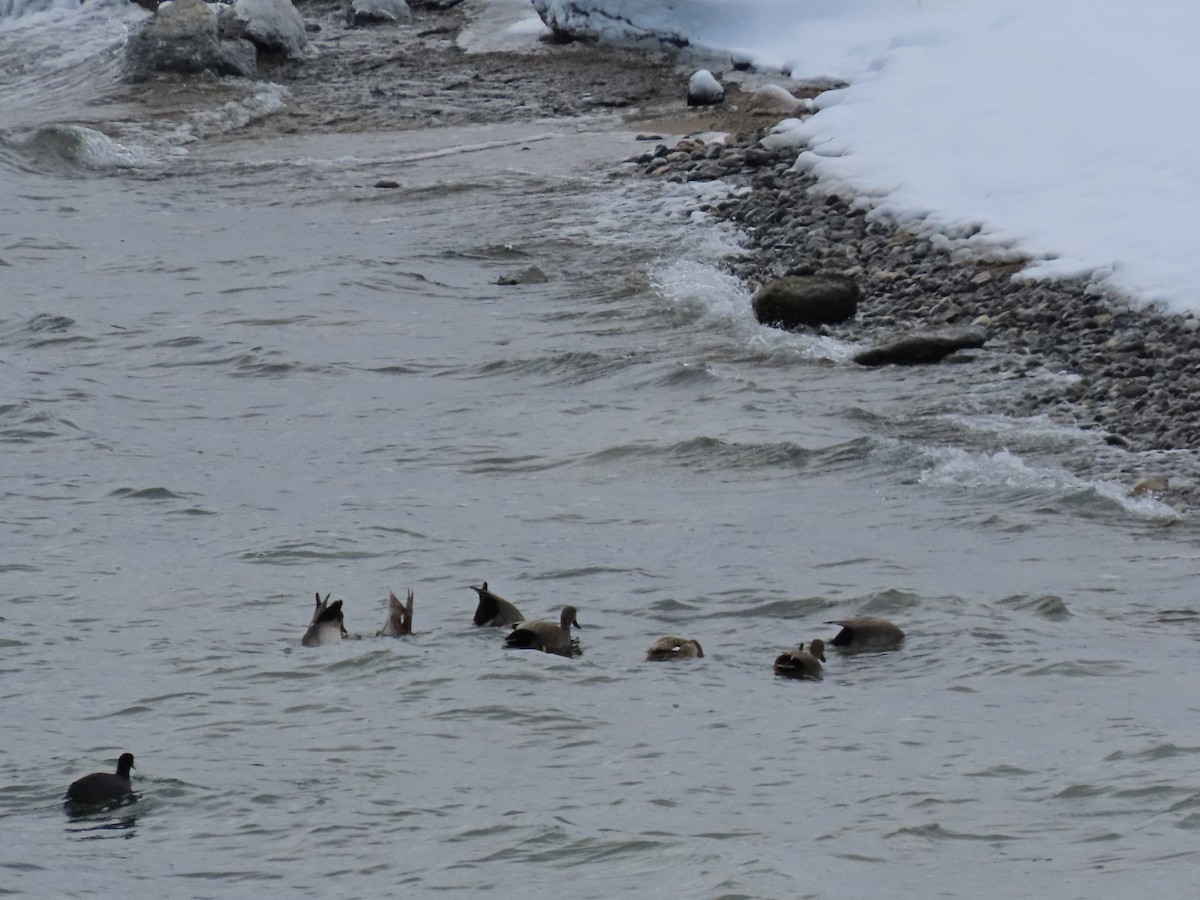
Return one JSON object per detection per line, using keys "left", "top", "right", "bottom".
{"left": 504, "top": 606, "right": 581, "bottom": 658}
{"left": 377, "top": 589, "right": 414, "bottom": 636}
{"left": 646, "top": 636, "right": 704, "bottom": 661}
{"left": 827, "top": 616, "right": 905, "bottom": 651}
{"left": 774, "top": 639, "right": 825, "bottom": 679}
{"left": 65, "top": 752, "right": 136, "bottom": 810}
{"left": 471, "top": 582, "right": 524, "bottom": 627}
{"left": 301, "top": 592, "right": 348, "bottom": 646}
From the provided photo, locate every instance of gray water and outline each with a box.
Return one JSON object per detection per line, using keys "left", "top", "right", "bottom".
{"left": 3, "top": 4, "right": 1200, "bottom": 898}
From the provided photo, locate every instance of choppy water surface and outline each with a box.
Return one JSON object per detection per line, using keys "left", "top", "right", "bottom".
{"left": 3, "top": 6, "right": 1200, "bottom": 899}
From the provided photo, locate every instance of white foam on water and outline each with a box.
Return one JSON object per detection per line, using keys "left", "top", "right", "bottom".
{"left": 917, "top": 445, "right": 1180, "bottom": 521}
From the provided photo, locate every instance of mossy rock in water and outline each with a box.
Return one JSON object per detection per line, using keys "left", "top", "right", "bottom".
{"left": 751, "top": 274, "right": 860, "bottom": 329}
{"left": 853, "top": 328, "right": 988, "bottom": 366}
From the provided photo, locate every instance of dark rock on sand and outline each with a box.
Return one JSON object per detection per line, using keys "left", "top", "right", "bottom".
{"left": 687, "top": 69, "right": 724, "bottom": 107}
{"left": 751, "top": 274, "right": 860, "bottom": 330}
{"left": 852, "top": 328, "right": 988, "bottom": 367}
{"left": 125, "top": 0, "right": 258, "bottom": 80}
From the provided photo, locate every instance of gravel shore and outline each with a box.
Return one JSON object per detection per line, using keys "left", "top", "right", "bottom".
{"left": 621, "top": 114, "right": 1200, "bottom": 506}
{"left": 158, "top": 1, "right": 1200, "bottom": 509}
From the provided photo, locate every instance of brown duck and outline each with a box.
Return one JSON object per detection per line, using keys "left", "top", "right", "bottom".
{"left": 471, "top": 582, "right": 524, "bottom": 627}
{"left": 646, "top": 636, "right": 704, "bottom": 661}
{"left": 504, "top": 606, "right": 581, "bottom": 658}
{"left": 827, "top": 617, "right": 905, "bottom": 651}
{"left": 773, "top": 639, "right": 825, "bottom": 679}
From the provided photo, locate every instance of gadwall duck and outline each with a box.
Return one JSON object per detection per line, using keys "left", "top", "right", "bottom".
{"left": 471, "top": 582, "right": 524, "bottom": 627}
{"left": 301, "top": 593, "right": 347, "bottom": 647}
{"left": 377, "top": 589, "right": 414, "bottom": 636}
{"left": 504, "top": 606, "right": 580, "bottom": 657}
{"left": 827, "top": 617, "right": 905, "bottom": 651}
{"left": 65, "top": 752, "right": 135, "bottom": 809}
{"left": 774, "top": 639, "right": 825, "bottom": 679}
{"left": 646, "top": 636, "right": 704, "bottom": 661}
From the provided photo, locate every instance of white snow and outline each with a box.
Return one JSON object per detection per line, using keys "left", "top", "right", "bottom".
{"left": 687, "top": 69, "right": 723, "bottom": 106}
{"left": 532, "top": 0, "right": 1200, "bottom": 315}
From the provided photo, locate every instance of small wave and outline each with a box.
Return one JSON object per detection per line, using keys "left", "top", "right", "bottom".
{"left": 0, "top": 312, "right": 94, "bottom": 350}
{"left": 1054, "top": 783, "right": 1107, "bottom": 800}
{"left": 0, "top": 400, "right": 84, "bottom": 443}
{"left": 1, "top": 123, "right": 159, "bottom": 174}
{"left": 885, "top": 822, "right": 1017, "bottom": 842}
{"left": 996, "top": 593, "right": 1071, "bottom": 620}
{"left": 1104, "top": 743, "right": 1200, "bottom": 763}
{"left": 526, "top": 565, "right": 656, "bottom": 582}
{"left": 463, "top": 350, "right": 640, "bottom": 386}
{"left": 1, "top": 0, "right": 73, "bottom": 17}
{"left": 239, "top": 541, "right": 390, "bottom": 565}
{"left": 461, "top": 453, "right": 567, "bottom": 476}
{"left": 108, "top": 486, "right": 187, "bottom": 501}
{"left": 170, "top": 84, "right": 289, "bottom": 144}
{"left": 915, "top": 445, "right": 1181, "bottom": 521}
{"left": 635, "top": 361, "right": 719, "bottom": 389}
{"left": 582, "top": 435, "right": 825, "bottom": 474}
{"left": 828, "top": 588, "right": 925, "bottom": 616}
{"left": 706, "top": 597, "right": 827, "bottom": 620}
{"left": 1006, "top": 659, "right": 1136, "bottom": 677}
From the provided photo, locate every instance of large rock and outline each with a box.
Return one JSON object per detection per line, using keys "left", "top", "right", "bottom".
{"left": 852, "top": 328, "right": 988, "bottom": 366}
{"left": 687, "top": 69, "right": 724, "bottom": 107}
{"left": 530, "top": 0, "right": 689, "bottom": 46}
{"left": 751, "top": 274, "right": 860, "bottom": 330}
{"left": 233, "top": 0, "right": 309, "bottom": 57}
{"left": 346, "top": 0, "right": 411, "bottom": 27}
{"left": 125, "top": 0, "right": 257, "bottom": 81}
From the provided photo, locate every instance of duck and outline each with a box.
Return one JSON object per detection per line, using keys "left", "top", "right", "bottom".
{"left": 471, "top": 582, "right": 524, "bottom": 627}
{"left": 377, "top": 589, "right": 414, "bottom": 636}
{"left": 645, "top": 636, "right": 704, "bottom": 661}
{"left": 773, "top": 639, "right": 825, "bottom": 679}
{"left": 504, "top": 606, "right": 581, "bottom": 658}
{"left": 301, "top": 592, "right": 347, "bottom": 647}
{"left": 65, "top": 752, "right": 135, "bottom": 809}
{"left": 827, "top": 616, "right": 905, "bottom": 651}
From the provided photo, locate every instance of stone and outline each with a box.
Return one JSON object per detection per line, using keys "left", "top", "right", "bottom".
{"left": 747, "top": 84, "right": 804, "bottom": 114}
{"left": 687, "top": 69, "right": 725, "bottom": 107}
{"left": 852, "top": 328, "right": 988, "bottom": 366}
{"left": 751, "top": 274, "right": 860, "bottom": 329}
{"left": 530, "top": 0, "right": 690, "bottom": 46}
{"left": 347, "top": 0, "right": 411, "bottom": 27}
{"left": 125, "top": 0, "right": 257, "bottom": 81}
{"left": 233, "top": 0, "right": 309, "bottom": 57}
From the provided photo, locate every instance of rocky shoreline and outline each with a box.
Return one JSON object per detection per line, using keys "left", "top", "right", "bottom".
{"left": 621, "top": 112, "right": 1200, "bottom": 509}
{"left": 122, "top": 0, "right": 1200, "bottom": 509}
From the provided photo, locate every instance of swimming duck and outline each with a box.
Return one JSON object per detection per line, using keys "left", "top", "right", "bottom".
{"left": 471, "top": 582, "right": 524, "bottom": 627}
{"left": 504, "top": 606, "right": 581, "bottom": 657}
{"left": 646, "top": 636, "right": 704, "bottom": 661}
{"left": 65, "top": 752, "right": 135, "bottom": 809}
{"left": 773, "top": 639, "right": 825, "bottom": 679}
{"left": 301, "top": 593, "right": 347, "bottom": 647}
{"left": 827, "top": 617, "right": 905, "bottom": 651}
{"left": 377, "top": 589, "right": 414, "bottom": 636}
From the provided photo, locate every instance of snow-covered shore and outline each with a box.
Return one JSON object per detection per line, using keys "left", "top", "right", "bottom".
{"left": 532, "top": 0, "right": 1200, "bottom": 317}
